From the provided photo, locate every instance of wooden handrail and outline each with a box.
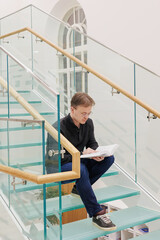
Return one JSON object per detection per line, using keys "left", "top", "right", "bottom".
{"left": 0, "top": 27, "right": 160, "bottom": 118}
{"left": 0, "top": 27, "right": 159, "bottom": 184}
{"left": 0, "top": 77, "right": 80, "bottom": 184}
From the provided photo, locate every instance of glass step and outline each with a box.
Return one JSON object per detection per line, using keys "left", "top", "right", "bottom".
{"left": 130, "top": 230, "right": 160, "bottom": 239}
{"left": 0, "top": 156, "right": 43, "bottom": 168}
{"left": 0, "top": 125, "right": 41, "bottom": 132}
{"left": 0, "top": 142, "right": 45, "bottom": 150}
{"left": 0, "top": 94, "right": 55, "bottom": 118}
{"left": 102, "top": 169, "right": 119, "bottom": 178}
{"left": 8, "top": 168, "right": 119, "bottom": 193}
{"left": 59, "top": 206, "right": 160, "bottom": 240}
{"left": 0, "top": 111, "right": 54, "bottom": 117}
{"left": 0, "top": 91, "right": 41, "bottom": 104}
{"left": 13, "top": 185, "right": 140, "bottom": 220}
{"left": 8, "top": 182, "right": 59, "bottom": 193}
{"left": 0, "top": 99, "right": 41, "bottom": 104}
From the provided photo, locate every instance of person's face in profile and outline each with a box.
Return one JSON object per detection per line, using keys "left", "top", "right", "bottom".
{"left": 70, "top": 105, "right": 92, "bottom": 127}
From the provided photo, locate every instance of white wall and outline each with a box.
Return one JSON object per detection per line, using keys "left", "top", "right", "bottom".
{"left": 0, "top": 0, "right": 160, "bottom": 75}
{"left": 79, "top": 0, "right": 160, "bottom": 75}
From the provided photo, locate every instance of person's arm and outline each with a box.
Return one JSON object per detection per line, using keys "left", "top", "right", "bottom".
{"left": 45, "top": 121, "right": 72, "bottom": 166}
{"left": 85, "top": 119, "right": 104, "bottom": 161}
{"left": 86, "top": 119, "right": 98, "bottom": 150}
{"left": 45, "top": 125, "right": 59, "bottom": 165}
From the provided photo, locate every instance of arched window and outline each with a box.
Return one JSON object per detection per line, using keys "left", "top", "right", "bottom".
{"left": 58, "top": 7, "right": 88, "bottom": 115}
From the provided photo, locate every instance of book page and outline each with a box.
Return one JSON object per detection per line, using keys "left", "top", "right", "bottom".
{"left": 80, "top": 144, "right": 119, "bottom": 158}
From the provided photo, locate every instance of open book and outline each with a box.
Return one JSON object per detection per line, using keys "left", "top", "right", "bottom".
{"left": 80, "top": 144, "right": 119, "bottom": 159}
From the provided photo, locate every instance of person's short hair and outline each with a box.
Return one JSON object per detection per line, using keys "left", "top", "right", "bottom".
{"left": 71, "top": 92, "right": 95, "bottom": 108}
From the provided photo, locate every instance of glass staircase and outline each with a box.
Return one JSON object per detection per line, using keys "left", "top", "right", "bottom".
{"left": 0, "top": 5, "right": 160, "bottom": 240}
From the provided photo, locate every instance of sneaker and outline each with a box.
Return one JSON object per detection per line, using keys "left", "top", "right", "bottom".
{"left": 71, "top": 185, "right": 80, "bottom": 198}
{"left": 92, "top": 214, "right": 117, "bottom": 231}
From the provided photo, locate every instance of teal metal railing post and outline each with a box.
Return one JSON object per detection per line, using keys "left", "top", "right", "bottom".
{"left": 42, "top": 120, "right": 47, "bottom": 240}
{"left": 6, "top": 55, "right": 11, "bottom": 207}
{"left": 30, "top": 5, "right": 34, "bottom": 90}
{"left": 57, "top": 94, "right": 62, "bottom": 240}
{"left": 134, "top": 63, "right": 137, "bottom": 183}
{"left": 73, "top": 29, "right": 76, "bottom": 93}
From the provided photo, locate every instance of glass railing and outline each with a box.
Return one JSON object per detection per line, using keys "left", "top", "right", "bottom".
{"left": 0, "top": 4, "right": 160, "bottom": 236}
{"left": 0, "top": 46, "right": 59, "bottom": 124}
{"left": 0, "top": 117, "right": 47, "bottom": 239}
{"left": 0, "top": 6, "right": 32, "bottom": 69}
{"left": 0, "top": 47, "right": 63, "bottom": 239}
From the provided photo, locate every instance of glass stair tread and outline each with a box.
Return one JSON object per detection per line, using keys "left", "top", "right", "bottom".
{"left": 60, "top": 185, "right": 140, "bottom": 213}
{"left": 0, "top": 98, "right": 41, "bottom": 104}
{"left": 101, "top": 169, "right": 119, "bottom": 177}
{"left": 130, "top": 230, "right": 160, "bottom": 239}
{"left": 0, "top": 91, "right": 42, "bottom": 104}
{"left": 0, "top": 112, "right": 54, "bottom": 117}
{"left": 9, "top": 182, "right": 59, "bottom": 193}
{"left": 0, "top": 96, "right": 55, "bottom": 117}
{"left": 0, "top": 158, "right": 42, "bottom": 168}
{"left": 60, "top": 206, "right": 160, "bottom": 240}
{"left": 0, "top": 142, "right": 46, "bottom": 149}
{"left": 0, "top": 111, "right": 55, "bottom": 117}
{"left": 0, "top": 125, "right": 41, "bottom": 132}
{"left": 13, "top": 185, "right": 140, "bottom": 220}
{"left": 7, "top": 168, "right": 119, "bottom": 193}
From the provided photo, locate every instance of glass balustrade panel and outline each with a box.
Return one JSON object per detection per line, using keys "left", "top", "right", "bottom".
{"left": 44, "top": 93, "right": 62, "bottom": 240}
{"left": 86, "top": 35, "right": 135, "bottom": 94}
{"left": 31, "top": 34, "right": 59, "bottom": 91}
{"left": 0, "top": 6, "right": 32, "bottom": 69}
{"left": 0, "top": 31, "right": 32, "bottom": 69}
{"left": 60, "top": 56, "right": 136, "bottom": 177}
{"left": 0, "top": 49, "right": 61, "bottom": 174}
{"left": 2, "top": 55, "right": 33, "bottom": 120}
{"left": 31, "top": 6, "right": 64, "bottom": 48}
{"left": 135, "top": 64, "right": 160, "bottom": 200}
{"left": 135, "top": 64, "right": 160, "bottom": 111}
{"left": 0, "top": 49, "right": 62, "bottom": 239}
{"left": 0, "top": 49, "right": 7, "bottom": 80}
{"left": 0, "top": 6, "right": 31, "bottom": 36}
{"left": 31, "top": 31, "right": 75, "bottom": 117}
{"left": 0, "top": 50, "right": 8, "bottom": 111}
{"left": 31, "top": 7, "right": 135, "bottom": 95}
{"left": 89, "top": 72, "right": 135, "bottom": 178}
{"left": 0, "top": 118, "right": 47, "bottom": 240}
{"left": 0, "top": 119, "right": 9, "bottom": 200}
{"left": 0, "top": 52, "right": 57, "bottom": 125}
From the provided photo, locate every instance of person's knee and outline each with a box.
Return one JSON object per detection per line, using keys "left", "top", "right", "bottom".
{"left": 109, "top": 155, "right": 115, "bottom": 165}
{"left": 104, "top": 155, "right": 115, "bottom": 167}
{"left": 107, "top": 155, "right": 115, "bottom": 166}
{"left": 80, "top": 164, "right": 89, "bottom": 178}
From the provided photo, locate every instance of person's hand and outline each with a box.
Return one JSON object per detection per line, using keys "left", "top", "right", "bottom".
{"left": 92, "top": 156, "right": 104, "bottom": 161}
{"left": 83, "top": 147, "right": 95, "bottom": 155}
{"left": 82, "top": 148, "right": 104, "bottom": 161}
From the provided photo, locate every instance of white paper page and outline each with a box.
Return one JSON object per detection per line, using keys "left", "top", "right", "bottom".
{"left": 80, "top": 144, "right": 119, "bottom": 158}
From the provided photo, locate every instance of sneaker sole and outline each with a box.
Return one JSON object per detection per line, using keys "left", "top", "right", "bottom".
{"left": 92, "top": 222, "right": 117, "bottom": 231}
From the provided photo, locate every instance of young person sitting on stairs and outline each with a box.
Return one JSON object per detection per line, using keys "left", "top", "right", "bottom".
{"left": 45, "top": 92, "right": 116, "bottom": 231}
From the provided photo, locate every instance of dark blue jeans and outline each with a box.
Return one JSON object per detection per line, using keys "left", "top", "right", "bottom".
{"left": 46, "top": 156, "right": 114, "bottom": 217}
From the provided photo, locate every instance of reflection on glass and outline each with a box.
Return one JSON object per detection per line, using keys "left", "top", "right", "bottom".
{"left": 136, "top": 105, "right": 160, "bottom": 201}
{"left": 0, "top": 118, "right": 46, "bottom": 239}
{"left": 0, "top": 45, "right": 62, "bottom": 239}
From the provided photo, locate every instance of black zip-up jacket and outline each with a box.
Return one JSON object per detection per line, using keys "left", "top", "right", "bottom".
{"left": 45, "top": 114, "right": 98, "bottom": 167}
